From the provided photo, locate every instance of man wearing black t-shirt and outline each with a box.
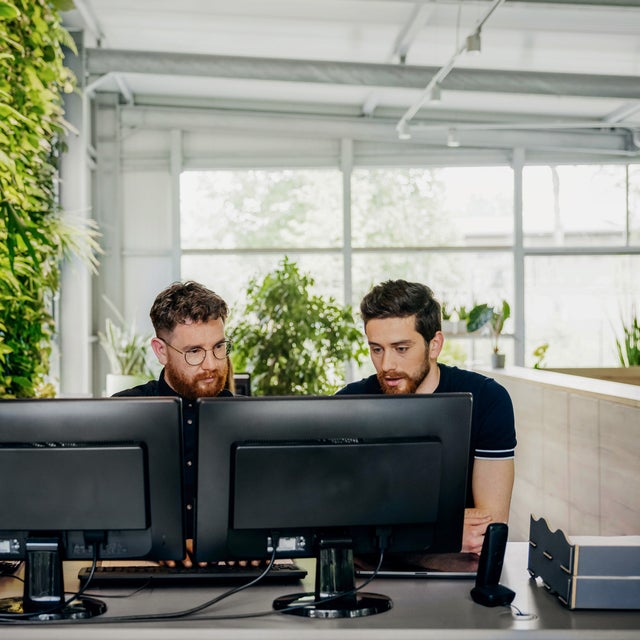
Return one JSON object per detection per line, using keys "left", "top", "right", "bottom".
{"left": 337, "top": 279, "right": 516, "bottom": 555}
{"left": 115, "top": 281, "right": 233, "bottom": 566}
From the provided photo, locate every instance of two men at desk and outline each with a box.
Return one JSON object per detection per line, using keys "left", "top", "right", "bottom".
{"left": 117, "top": 279, "right": 516, "bottom": 559}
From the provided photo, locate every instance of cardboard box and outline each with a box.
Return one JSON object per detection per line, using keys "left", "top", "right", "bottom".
{"left": 527, "top": 515, "right": 640, "bottom": 610}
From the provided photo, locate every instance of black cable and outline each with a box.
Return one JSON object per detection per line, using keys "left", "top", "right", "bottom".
{"left": 164, "top": 546, "right": 388, "bottom": 621}
{"left": 0, "top": 541, "right": 387, "bottom": 625}
{"left": 270, "top": 546, "right": 386, "bottom": 617}
{"left": 0, "top": 547, "right": 282, "bottom": 625}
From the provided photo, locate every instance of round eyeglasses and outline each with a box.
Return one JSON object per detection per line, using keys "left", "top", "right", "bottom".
{"left": 157, "top": 337, "right": 232, "bottom": 366}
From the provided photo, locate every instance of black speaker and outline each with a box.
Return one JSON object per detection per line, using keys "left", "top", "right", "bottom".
{"left": 470, "top": 522, "right": 515, "bottom": 607}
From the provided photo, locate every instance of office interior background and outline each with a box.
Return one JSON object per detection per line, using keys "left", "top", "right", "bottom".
{"left": 0, "top": 0, "right": 635, "bottom": 549}
{"left": 51, "top": 0, "right": 640, "bottom": 400}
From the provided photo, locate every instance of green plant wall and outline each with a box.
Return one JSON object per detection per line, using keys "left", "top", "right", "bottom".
{"left": 0, "top": 0, "right": 87, "bottom": 397}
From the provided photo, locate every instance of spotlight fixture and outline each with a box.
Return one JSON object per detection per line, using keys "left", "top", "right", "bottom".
{"left": 430, "top": 82, "right": 442, "bottom": 103}
{"left": 397, "top": 120, "right": 412, "bottom": 140}
{"left": 466, "top": 30, "right": 481, "bottom": 54}
{"left": 447, "top": 128, "right": 460, "bottom": 148}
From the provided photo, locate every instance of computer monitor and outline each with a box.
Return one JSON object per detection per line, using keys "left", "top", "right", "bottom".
{"left": 0, "top": 397, "right": 184, "bottom": 620}
{"left": 195, "top": 393, "right": 472, "bottom": 617}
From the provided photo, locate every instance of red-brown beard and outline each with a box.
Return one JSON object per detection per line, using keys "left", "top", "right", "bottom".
{"left": 165, "top": 360, "right": 229, "bottom": 400}
{"left": 377, "top": 359, "right": 430, "bottom": 395}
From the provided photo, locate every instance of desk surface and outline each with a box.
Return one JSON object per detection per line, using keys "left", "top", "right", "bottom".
{"left": 1, "top": 543, "right": 638, "bottom": 639}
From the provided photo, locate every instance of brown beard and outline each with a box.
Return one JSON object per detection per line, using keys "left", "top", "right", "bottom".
{"left": 377, "top": 359, "right": 430, "bottom": 395}
{"left": 165, "top": 360, "right": 229, "bottom": 400}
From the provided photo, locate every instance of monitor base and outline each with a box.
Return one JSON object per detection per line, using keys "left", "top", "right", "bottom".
{"left": 273, "top": 591, "right": 392, "bottom": 618}
{"left": 273, "top": 540, "right": 392, "bottom": 618}
{"left": 0, "top": 596, "right": 107, "bottom": 620}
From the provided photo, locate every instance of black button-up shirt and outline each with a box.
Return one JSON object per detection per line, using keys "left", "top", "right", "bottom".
{"left": 113, "top": 369, "right": 233, "bottom": 537}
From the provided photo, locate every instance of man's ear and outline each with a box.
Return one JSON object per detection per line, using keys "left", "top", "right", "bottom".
{"left": 151, "top": 337, "right": 169, "bottom": 365}
{"left": 429, "top": 331, "right": 445, "bottom": 359}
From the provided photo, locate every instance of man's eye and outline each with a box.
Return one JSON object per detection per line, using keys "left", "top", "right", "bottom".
{"left": 370, "top": 346, "right": 382, "bottom": 354}
{"left": 396, "top": 346, "right": 409, "bottom": 354}
{"left": 188, "top": 348, "right": 203, "bottom": 355}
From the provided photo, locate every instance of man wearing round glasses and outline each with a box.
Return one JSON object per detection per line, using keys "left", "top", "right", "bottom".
{"left": 115, "top": 280, "right": 233, "bottom": 401}
{"left": 114, "top": 280, "right": 233, "bottom": 564}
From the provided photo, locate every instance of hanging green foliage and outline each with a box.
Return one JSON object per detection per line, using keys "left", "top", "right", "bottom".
{"left": 230, "top": 257, "right": 368, "bottom": 396}
{"left": 0, "top": 0, "right": 98, "bottom": 397}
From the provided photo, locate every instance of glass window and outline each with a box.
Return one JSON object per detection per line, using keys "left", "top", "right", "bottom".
{"left": 524, "top": 255, "right": 640, "bottom": 367}
{"left": 178, "top": 161, "right": 638, "bottom": 374}
{"left": 181, "top": 253, "right": 344, "bottom": 318}
{"left": 523, "top": 165, "right": 628, "bottom": 247}
{"left": 181, "top": 169, "right": 342, "bottom": 250}
{"left": 351, "top": 167, "right": 513, "bottom": 248}
{"left": 352, "top": 251, "right": 513, "bottom": 313}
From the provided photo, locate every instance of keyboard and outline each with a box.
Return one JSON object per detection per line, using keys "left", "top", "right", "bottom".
{"left": 78, "top": 561, "right": 307, "bottom": 588}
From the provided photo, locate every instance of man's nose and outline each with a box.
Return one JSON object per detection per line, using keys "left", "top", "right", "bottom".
{"left": 201, "top": 349, "right": 219, "bottom": 368}
{"left": 380, "top": 349, "right": 397, "bottom": 371}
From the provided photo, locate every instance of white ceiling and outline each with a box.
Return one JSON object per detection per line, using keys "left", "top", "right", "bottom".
{"left": 63, "top": 0, "right": 640, "bottom": 155}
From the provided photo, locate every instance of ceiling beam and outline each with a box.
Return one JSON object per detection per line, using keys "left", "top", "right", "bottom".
{"left": 87, "top": 48, "right": 640, "bottom": 101}
{"left": 119, "top": 105, "right": 637, "bottom": 156}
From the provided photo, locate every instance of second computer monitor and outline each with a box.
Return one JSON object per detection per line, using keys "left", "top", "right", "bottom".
{"left": 195, "top": 393, "right": 472, "bottom": 563}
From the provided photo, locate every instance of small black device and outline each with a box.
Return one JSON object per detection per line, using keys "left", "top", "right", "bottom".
{"left": 470, "top": 522, "right": 515, "bottom": 607}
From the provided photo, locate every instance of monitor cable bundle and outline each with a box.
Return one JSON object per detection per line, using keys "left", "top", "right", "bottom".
{"left": 0, "top": 533, "right": 389, "bottom": 626}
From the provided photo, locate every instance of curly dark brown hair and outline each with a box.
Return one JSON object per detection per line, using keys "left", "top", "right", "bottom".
{"left": 150, "top": 281, "right": 229, "bottom": 336}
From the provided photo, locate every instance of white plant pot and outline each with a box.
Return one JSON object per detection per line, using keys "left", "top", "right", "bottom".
{"left": 105, "top": 373, "right": 149, "bottom": 396}
{"left": 491, "top": 353, "right": 506, "bottom": 369}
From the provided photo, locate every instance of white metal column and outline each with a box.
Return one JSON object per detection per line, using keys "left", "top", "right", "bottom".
{"left": 59, "top": 33, "right": 93, "bottom": 397}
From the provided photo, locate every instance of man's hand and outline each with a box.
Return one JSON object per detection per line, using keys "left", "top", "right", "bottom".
{"left": 462, "top": 508, "right": 492, "bottom": 555}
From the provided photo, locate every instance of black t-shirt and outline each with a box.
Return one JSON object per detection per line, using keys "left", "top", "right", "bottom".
{"left": 113, "top": 370, "right": 233, "bottom": 538}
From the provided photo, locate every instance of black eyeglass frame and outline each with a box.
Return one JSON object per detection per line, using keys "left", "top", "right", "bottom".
{"left": 157, "top": 337, "right": 232, "bottom": 366}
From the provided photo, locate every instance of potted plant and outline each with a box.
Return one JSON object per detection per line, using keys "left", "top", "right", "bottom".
{"left": 466, "top": 300, "right": 511, "bottom": 368}
{"left": 532, "top": 342, "right": 549, "bottom": 369}
{"left": 229, "top": 257, "right": 368, "bottom": 395}
{"left": 98, "top": 299, "right": 154, "bottom": 395}
{"left": 441, "top": 301, "right": 455, "bottom": 333}
{"left": 615, "top": 306, "right": 639, "bottom": 367}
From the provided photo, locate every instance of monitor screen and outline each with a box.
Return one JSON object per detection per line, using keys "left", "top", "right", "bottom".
{"left": 195, "top": 394, "right": 472, "bottom": 617}
{"left": 0, "top": 397, "right": 184, "bottom": 619}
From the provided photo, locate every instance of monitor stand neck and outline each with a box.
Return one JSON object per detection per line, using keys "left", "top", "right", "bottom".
{"left": 273, "top": 537, "right": 392, "bottom": 618}
{"left": 0, "top": 537, "right": 106, "bottom": 620}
